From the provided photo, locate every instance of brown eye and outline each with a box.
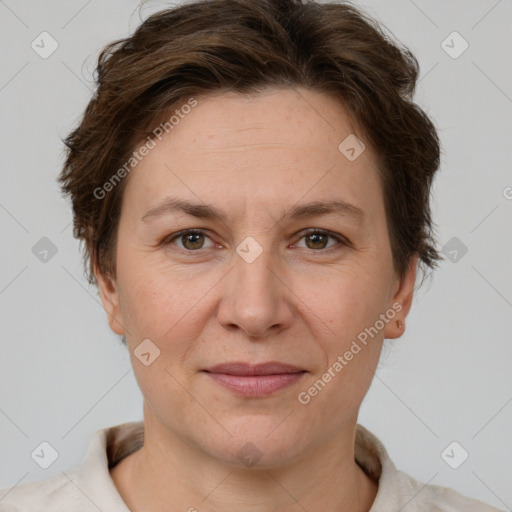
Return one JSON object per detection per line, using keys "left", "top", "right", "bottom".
{"left": 305, "top": 232, "right": 329, "bottom": 250}
{"left": 165, "top": 230, "right": 214, "bottom": 251}
{"left": 295, "top": 229, "right": 346, "bottom": 251}
{"left": 181, "top": 232, "right": 205, "bottom": 250}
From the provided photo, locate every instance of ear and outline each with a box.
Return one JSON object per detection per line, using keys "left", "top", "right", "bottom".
{"left": 383, "top": 254, "right": 418, "bottom": 340}
{"left": 94, "top": 263, "right": 125, "bottom": 336}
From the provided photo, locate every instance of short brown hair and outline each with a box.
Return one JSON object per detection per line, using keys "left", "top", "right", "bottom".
{"left": 59, "top": 0, "right": 441, "bottom": 285}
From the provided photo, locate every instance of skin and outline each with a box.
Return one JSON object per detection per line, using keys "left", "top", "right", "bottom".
{"left": 97, "top": 87, "right": 417, "bottom": 512}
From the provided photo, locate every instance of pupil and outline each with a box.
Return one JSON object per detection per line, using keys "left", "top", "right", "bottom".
{"left": 308, "top": 233, "right": 326, "bottom": 249}
{"left": 185, "top": 233, "right": 203, "bottom": 249}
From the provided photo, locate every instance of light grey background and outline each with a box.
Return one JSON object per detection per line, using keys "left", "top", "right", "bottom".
{"left": 1, "top": 0, "right": 511, "bottom": 509}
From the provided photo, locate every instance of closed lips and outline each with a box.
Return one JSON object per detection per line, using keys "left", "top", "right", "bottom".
{"left": 203, "top": 362, "right": 306, "bottom": 376}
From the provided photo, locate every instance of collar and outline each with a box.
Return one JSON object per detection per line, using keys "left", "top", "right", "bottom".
{"left": 78, "top": 421, "right": 399, "bottom": 511}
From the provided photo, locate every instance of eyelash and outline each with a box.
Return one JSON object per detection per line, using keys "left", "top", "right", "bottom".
{"left": 162, "top": 228, "right": 349, "bottom": 253}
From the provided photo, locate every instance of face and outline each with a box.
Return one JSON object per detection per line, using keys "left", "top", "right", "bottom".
{"left": 97, "top": 87, "right": 416, "bottom": 468}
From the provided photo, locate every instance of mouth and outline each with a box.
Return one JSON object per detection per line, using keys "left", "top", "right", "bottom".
{"left": 202, "top": 362, "right": 307, "bottom": 397}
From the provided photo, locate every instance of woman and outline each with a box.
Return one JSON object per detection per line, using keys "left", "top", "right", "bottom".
{"left": 0, "top": 0, "right": 502, "bottom": 510}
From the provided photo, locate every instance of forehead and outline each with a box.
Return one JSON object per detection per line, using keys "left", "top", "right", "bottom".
{"left": 122, "top": 87, "right": 383, "bottom": 223}
{"left": 172, "top": 88, "right": 359, "bottom": 159}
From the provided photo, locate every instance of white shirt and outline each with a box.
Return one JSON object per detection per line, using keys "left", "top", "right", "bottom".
{"left": 0, "top": 422, "right": 502, "bottom": 511}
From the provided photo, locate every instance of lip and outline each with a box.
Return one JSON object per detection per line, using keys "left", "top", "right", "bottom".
{"left": 202, "top": 362, "right": 306, "bottom": 397}
{"left": 204, "top": 362, "right": 304, "bottom": 376}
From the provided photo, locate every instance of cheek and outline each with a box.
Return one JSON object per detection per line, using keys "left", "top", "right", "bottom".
{"left": 116, "top": 251, "right": 221, "bottom": 350}
{"left": 298, "top": 267, "right": 389, "bottom": 396}
{"left": 299, "top": 274, "right": 386, "bottom": 410}
{"left": 306, "top": 264, "right": 389, "bottom": 334}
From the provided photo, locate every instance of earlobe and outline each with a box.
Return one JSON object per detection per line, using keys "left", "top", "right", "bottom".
{"left": 384, "top": 255, "right": 418, "bottom": 340}
{"left": 94, "top": 264, "right": 126, "bottom": 336}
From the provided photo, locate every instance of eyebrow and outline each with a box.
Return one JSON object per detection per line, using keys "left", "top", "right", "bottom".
{"left": 141, "top": 196, "right": 364, "bottom": 223}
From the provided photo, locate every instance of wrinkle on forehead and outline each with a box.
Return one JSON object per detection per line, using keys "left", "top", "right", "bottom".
{"left": 188, "top": 143, "right": 326, "bottom": 154}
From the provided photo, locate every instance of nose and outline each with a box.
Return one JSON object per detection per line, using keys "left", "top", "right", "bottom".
{"left": 217, "top": 240, "right": 294, "bottom": 339}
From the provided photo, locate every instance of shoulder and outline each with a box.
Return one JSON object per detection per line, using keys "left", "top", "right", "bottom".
{"left": 0, "top": 470, "right": 84, "bottom": 512}
{"left": 0, "top": 422, "right": 142, "bottom": 511}
{"left": 355, "top": 424, "right": 504, "bottom": 512}
{"left": 393, "top": 468, "right": 504, "bottom": 512}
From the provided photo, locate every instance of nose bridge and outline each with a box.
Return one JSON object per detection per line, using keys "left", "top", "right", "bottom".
{"left": 236, "top": 239, "right": 274, "bottom": 289}
{"left": 233, "top": 235, "right": 279, "bottom": 308}
{"left": 218, "top": 234, "right": 291, "bottom": 337}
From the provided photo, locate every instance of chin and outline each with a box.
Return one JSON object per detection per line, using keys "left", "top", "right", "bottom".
{"left": 202, "top": 414, "right": 310, "bottom": 469}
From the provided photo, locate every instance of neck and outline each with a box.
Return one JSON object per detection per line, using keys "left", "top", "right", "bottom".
{"left": 110, "top": 413, "right": 378, "bottom": 512}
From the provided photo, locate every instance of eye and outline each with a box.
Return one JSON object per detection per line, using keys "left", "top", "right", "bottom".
{"left": 164, "top": 229, "right": 215, "bottom": 251}
{"left": 294, "top": 229, "right": 347, "bottom": 251}
{"left": 162, "top": 228, "right": 348, "bottom": 253}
